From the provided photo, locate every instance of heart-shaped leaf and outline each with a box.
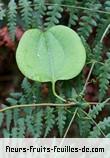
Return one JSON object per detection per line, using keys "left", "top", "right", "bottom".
{"left": 16, "top": 25, "right": 86, "bottom": 101}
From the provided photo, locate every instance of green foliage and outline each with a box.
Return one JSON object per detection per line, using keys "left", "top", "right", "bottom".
{"left": 99, "top": 58, "right": 110, "bottom": 101}
{"left": 34, "top": 108, "right": 43, "bottom": 137}
{"left": 68, "top": 7, "right": 78, "bottom": 27}
{"left": 5, "top": 110, "right": 12, "bottom": 130}
{"left": 45, "top": 1, "right": 63, "bottom": 28}
{"left": 0, "top": 77, "right": 110, "bottom": 138}
{"left": 77, "top": 118, "right": 91, "bottom": 137}
{"left": 0, "top": 8, "right": 6, "bottom": 20}
{"left": 93, "top": 43, "right": 103, "bottom": 62}
{"left": 88, "top": 101, "right": 107, "bottom": 119}
{"left": 77, "top": 99, "right": 110, "bottom": 138}
{"left": 89, "top": 117, "right": 110, "bottom": 138}
{"left": 104, "top": 0, "right": 110, "bottom": 11}
{"left": 78, "top": 1, "right": 101, "bottom": 39}
{"left": 57, "top": 107, "right": 66, "bottom": 137}
{"left": 32, "top": 0, "right": 46, "bottom": 28}
{"left": 25, "top": 115, "right": 35, "bottom": 136}
{"left": 7, "top": 0, "right": 17, "bottom": 40}
{"left": 44, "top": 107, "right": 55, "bottom": 137}
{"left": 17, "top": 118, "right": 25, "bottom": 137}
{"left": 19, "top": 0, "right": 33, "bottom": 29}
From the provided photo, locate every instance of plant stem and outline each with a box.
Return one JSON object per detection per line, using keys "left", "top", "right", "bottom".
{"left": 52, "top": 82, "right": 66, "bottom": 102}
{"left": 63, "top": 108, "right": 78, "bottom": 138}
{"left": 0, "top": 98, "right": 110, "bottom": 113}
{"left": 0, "top": 103, "right": 74, "bottom": 113}
{"left": 80, "top": 61, "right": 96, "bottom": 96}
{"left": 14, "top": 3, "right": 110, "bottom": 15}
{"left": 100, "top": 24, "right": 110, "bottom": 43}
{"left": 80, "top": 108, "right": 106, "bottom": 137}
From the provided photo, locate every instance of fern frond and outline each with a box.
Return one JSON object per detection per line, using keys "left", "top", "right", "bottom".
{"left": 94, "top": 18, "right": 110, "bottom": 44}
{"left": 10, "top": 92, "right": 22, "bottom": 99}
{"left": 13, "top": 109, "right": 20, "bottom": 126}
{"left": 6, "top": 98, "right": 18, "bottom": 105}
{"left": 89, "top": 117, "right": 110, "bottom": 138}
{"left": 81, "top": 36, "right": 93, "bottom": 62}
{"left": 78, "top": 2, "right": 101, "bottom": 39}
{"left": 3, "top": 129, "right": 11, "bottom": 138}
{"left": 94, "top": 1, "right": 110, "bottom": 44}
{"left": 21, "top": 78, "right": 33, "bottom": 103}
{"left": 0, "top": 8, "right": 6, "bottom": 20}
{"left": 25, "top": 115, "right": 35, "bottom": 136}
{"left": 44, "top": 107, "right": 55, "bottom": 137}
{"left": 45, "top": 1, "right": 63, "bottom": 28}
{"left": 7, "top": 0, "right": 17, "bottom": 40}
{"left": 77, "top": 110, "right": 91, "bottom": 137}
{"left": 22, "top": 78, "right": 32, "bottom": 94}
{"left": 99, "top": 59, "right": 110, "bottom": 101}
{"left": 34, "top": 108, "right": 43, "bottom": 137}
{"left": 78, "top": 118, "right": 91, "bottom": 137}
{"left": 19, "top": 0, "right": 33, "bottom": 29}
{"left": 11, "top": 127, "right": 18, "bottom": 138}
{"left": 93, "top": 42, "right": 103, "bottom": 62}
{"left": 57, "top": 107, "right": 66, "bottom": 137}
{"left": 32, "top": 0, "right": 46, "bottom": 28}
{"left": 67, "top": 7, "right": 78, "bottom": 27}
{"left": 17, "top": 118, "right": 25, "bottom": 137}
{"left": 88, "top": 101, "right": 108, "bottom": 119}
{"left": 104, "top": 0, "right": 110, "bottom": 11}
{"left": 31, "top": 82, "right": 41, "bottom": 103}
{"left": 5, "top": 110, "right": 12, "bottom": 130}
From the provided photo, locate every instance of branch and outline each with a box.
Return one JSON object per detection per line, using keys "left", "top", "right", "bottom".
{"left": 0, "top": 103, "right": 76, "bottom": 113}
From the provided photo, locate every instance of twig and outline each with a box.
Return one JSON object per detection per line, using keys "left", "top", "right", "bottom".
{"left": 0, "top": 103, "right": 76, "bottom": 113}
{"left": 0, "top": 97, "right": 110, "bottom": 113}
{"left": 63, "top": 108, "right": 78, "bottom": 138}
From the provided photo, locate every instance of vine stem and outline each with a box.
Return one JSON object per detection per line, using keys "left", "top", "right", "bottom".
{"left": 8, "top": 2, "right": 110, "bottom": 15}
{"left": 79, "top": 108, "right": 106, "bottom": 137}
{"left": 63, "top": 108, "right": 78, "bottom": 138}
{"left": 80, "top": 61, "right": 96, "bottom": 96}
{"left": 0, "top": 103, "right": 75, "bottom": 113}
{"left": 100, "top": 24, "right": 110, "bottom": 43}
{"left": 0, "top": 97, "right": 110, "bottom": 113}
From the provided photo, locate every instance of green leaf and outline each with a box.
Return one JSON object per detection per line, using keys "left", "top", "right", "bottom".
{"left": 16, "top": 25, "right": 86, "bottom": 100}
